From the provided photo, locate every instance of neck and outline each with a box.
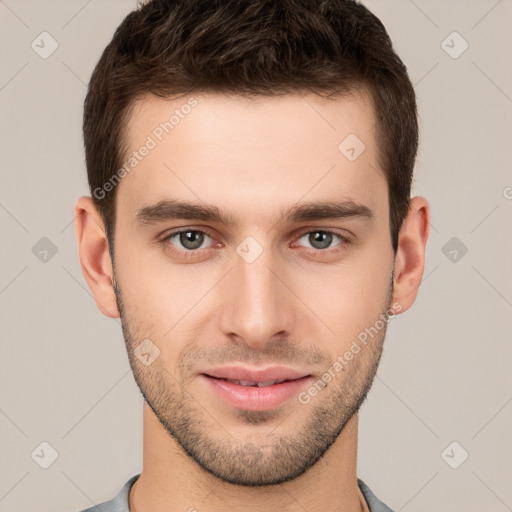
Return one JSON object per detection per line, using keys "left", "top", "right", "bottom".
{"left": 129, "top": 402, "right": 369, "bottom": 512}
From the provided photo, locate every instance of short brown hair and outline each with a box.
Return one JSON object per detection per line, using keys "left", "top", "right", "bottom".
{"left": 83, "top": 0, "right": 418, "bottom": 254}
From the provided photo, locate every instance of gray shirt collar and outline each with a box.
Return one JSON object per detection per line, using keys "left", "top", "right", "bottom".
{"left": 80, "top": 473, "right": 395, "bottom": 512}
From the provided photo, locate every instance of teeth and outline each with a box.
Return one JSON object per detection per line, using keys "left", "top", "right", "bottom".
{"left": 238, "top": 380, "right": 257, "bottom": 386}
{"left": 256, "top": 380, "right": 281, "bottom": 387}
{"left": 227, "top": 379, "right": 286, "bottom": 387}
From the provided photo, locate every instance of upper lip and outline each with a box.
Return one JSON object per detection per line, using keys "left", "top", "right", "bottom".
{"left": 202, "top": 366, "right": 310, "bottom": 383}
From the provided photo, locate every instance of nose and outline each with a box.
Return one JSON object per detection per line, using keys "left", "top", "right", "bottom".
{"left": 218, "top": 246, "right": 295, "bottom": 350}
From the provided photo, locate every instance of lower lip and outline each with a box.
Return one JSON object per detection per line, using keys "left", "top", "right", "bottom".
{"left": 200, "top": 374, "right": 313, "bottom": 411}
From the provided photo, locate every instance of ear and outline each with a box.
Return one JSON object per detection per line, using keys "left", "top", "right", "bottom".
{"left": 74, "top": 196, "right": 120, "bottom": 318}
{"left": 391, "top": 196, "right": 431, "bottom": 315}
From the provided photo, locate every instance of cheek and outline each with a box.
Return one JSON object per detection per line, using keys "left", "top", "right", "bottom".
{"left": 115, "top": 243, "right": 218, "bottom": 336}
{"left": 302, "top": 246, "right": 393, "bottom": 349}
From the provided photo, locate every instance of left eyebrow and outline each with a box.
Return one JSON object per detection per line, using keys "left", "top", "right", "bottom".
{"left": 134, "top": 198, "right": 374, "bottom": 227}
{"left": 287, "top": 200, "right": 374, "bottom": 224}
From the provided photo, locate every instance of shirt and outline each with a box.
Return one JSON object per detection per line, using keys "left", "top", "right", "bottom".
{"left": 76, "top": 473, "right": 395, "bottom": 512}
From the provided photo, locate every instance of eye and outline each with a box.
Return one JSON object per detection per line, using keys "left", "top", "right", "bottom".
{"left": 160, "top": 227, "right": 350, "bottom": 260}
{"left": 163, "top": 229, "right": 215, "bottom": 253}
{"left": 294, "top": 230, "right": 349, "bottom": 252}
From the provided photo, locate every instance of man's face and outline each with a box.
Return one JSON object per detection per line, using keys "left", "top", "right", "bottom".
{"left": 112, "top": 91, "right": 396, "bottom": 485}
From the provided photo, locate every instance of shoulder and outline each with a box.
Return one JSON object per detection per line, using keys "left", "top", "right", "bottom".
{"left": 357, "top": 478, "right": 396, "bottom": 512}
{"left": 74, "top": 474, "right": 141, "bottom": 512}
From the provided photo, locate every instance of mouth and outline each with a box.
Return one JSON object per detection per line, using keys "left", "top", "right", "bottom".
{"left": 205, "top": 375, "right": 305, "bottom": 387}
{"left": 199, "top": 370, "right": 313, "bottom": 411}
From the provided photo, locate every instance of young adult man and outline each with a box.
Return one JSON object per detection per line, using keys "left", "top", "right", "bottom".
{"left": 74, "top": 1, "right": 430, "bottom": 510}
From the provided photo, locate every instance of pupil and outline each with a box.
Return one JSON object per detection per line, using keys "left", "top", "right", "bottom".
{"left": 181, "top": 230, "right": 203, "bottom": 249}
{"left": 310, "top": 231, "right": 331, "bottom": 249}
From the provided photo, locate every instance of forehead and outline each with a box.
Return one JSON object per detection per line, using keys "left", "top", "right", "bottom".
{"left": 117, "top": 90, "right": 387, "bottom": 227}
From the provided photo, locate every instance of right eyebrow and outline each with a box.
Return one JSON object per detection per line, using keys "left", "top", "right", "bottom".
{"left": 135, "top": 199, "right": 234, "bottom": 226}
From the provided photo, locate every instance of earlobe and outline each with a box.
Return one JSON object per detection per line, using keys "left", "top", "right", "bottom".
{"left": 74, "top": 196, "right": 120, "bottom": 319}
{"left": 391, "top": 196, "right": 431, "bottom": 314}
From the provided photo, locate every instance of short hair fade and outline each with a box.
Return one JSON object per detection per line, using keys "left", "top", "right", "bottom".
{"left": 83, "top": 0, "right": 418, "bottom": 254}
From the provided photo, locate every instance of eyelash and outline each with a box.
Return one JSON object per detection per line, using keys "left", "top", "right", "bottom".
{"left": 160, "top": 228, "right": 351, "bottom": 259}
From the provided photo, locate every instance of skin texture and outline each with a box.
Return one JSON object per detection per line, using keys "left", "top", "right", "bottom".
{"left": 75, "top": 90, "right": 430, "bottom": 512}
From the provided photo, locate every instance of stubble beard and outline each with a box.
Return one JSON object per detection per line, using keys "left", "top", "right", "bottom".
{"left": 113, "top": 271, "right": 392, "bottom": 486}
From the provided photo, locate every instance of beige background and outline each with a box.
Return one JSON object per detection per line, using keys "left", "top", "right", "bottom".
{"left": 1, "top": 1, "right": 511, "bottom": 511}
